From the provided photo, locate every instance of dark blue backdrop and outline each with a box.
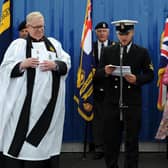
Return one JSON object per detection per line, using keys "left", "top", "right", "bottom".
{"left": 0, "top": 0, "right": 168, "bottom": 142}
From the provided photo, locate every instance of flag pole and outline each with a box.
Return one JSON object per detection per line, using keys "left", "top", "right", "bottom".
{"left": 166, "top": 136, "right": 168, "bottom": 159}
{"left": 73, "top": 0, "right": 94, "bottom": 159}
{"left": 82, "top": 121, "right": 89, "bottom": 159}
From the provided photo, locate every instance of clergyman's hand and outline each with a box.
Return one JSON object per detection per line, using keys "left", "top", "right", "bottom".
{"left": 39, "top": 60, "right": 57, "bottom": 71}
{"left": 20, "top": 58, "right": 39, "bottom": 70}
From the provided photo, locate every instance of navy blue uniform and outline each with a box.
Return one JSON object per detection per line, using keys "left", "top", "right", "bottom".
{"left": 95, "top": 43, "right": 154, "bottom": 168}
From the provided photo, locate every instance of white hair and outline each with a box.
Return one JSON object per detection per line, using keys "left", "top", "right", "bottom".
{"left": 26, "top": 11, "right": 44, "bottom": 25}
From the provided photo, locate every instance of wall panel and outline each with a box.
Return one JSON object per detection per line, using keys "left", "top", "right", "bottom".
{"left": 1, "top": 0, "right": 168, "bottom": 142}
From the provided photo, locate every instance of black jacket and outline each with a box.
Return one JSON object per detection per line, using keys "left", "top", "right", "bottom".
{"left": 93, "top": 40, "right": 112, "bottom": 100}
{"left": 95, "top": 43, "right": 154, "bottom": 105}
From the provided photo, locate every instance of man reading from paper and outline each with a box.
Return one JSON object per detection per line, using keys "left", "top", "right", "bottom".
{"left": 95, "top": 20, "right": 154, "bottom": 168}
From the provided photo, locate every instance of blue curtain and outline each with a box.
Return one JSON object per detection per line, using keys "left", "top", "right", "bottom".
{"left": 1, "top": 0, "right": 168, "bottom": 142}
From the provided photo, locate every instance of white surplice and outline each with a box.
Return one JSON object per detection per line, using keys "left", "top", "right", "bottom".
{"left": 0, "top": 37, "right": 71, "bottom": 160}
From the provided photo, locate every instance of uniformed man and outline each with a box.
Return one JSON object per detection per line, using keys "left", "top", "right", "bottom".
{"left": 18, "top": 20, "right": 28, "bottom": 39}
{"left": 95, "top": 20, "right": 154, "bottom": 168}
{"left": 91, "top": 21, "right": 112, "bottom": 160}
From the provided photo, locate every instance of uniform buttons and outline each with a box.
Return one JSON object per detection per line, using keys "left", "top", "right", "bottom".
{"left": 115, "top": 78, "right": 118, "bottom": 81}
{"left": 128, "top": 85, "right": 131, "bottom": 89}
{"left": 114, "top": 85, "right": 118, "bottom": 88}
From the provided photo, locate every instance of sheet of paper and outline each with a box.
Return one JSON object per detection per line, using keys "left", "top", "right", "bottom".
{"left": 31, "top": 48, "right": 46, "bottom": 62}
{"left": 32, "top": 42, "right": 46, "bottom": 50}
{"left": 111, "top": 65, "right": 131, "bottom": 76}
{"left": 31, "top": 42, "right": 57, "bottom": 62}
{"left": 31, "top": 49, "right": 57, "bottom": 62}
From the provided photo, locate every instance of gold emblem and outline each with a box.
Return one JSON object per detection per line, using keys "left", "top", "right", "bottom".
{"left": 83, "top": 103, "right": 93, "bottom": 112}
{"left": 49, "top": 46, "right": 55, "bottom": 52}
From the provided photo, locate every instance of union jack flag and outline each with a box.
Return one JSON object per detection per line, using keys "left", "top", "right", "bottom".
{"left": 157, "top": 18, "right": 168, "bottom": 111}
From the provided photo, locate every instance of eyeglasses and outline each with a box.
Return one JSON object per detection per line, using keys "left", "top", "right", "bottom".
{"left": 29, "top": 25, "right": 44, "bottom": 30}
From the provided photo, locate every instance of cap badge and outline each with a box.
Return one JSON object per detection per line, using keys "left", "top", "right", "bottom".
{"left": 121, "top": 23, "right": 125, "bottom": 29}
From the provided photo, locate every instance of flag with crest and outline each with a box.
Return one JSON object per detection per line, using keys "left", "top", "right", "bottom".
{"left": 74, "top": 0, "right": 95, "bottom": 121}
{"left": 0, "top": 0, "right": 12, "bottom": 64}
{"left": 157, "top": 17, "right": 168, "bottom": 111}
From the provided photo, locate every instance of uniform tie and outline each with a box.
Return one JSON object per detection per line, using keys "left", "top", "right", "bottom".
{"left": 123, "top": 46, "right": 127, "bottom": 56}
{"left": 99, "top": 43, "right": 104, "bottom": 60}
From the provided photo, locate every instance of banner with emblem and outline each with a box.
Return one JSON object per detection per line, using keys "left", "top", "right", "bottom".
{"left": 157, "top": 17, "right": 168, "bottom": 111}
{"left": 74, "top": 0, "right": 95, "bottom": 121}
{"left": 0, "top": 0, "right": 12, "bottom": 64}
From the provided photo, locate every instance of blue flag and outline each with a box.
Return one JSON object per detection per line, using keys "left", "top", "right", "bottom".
{"left": 74, "top": 0, "right": 95, "bottom": 121}
{"left": 0, "top": 0, "right": 12, "bottom": 64}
